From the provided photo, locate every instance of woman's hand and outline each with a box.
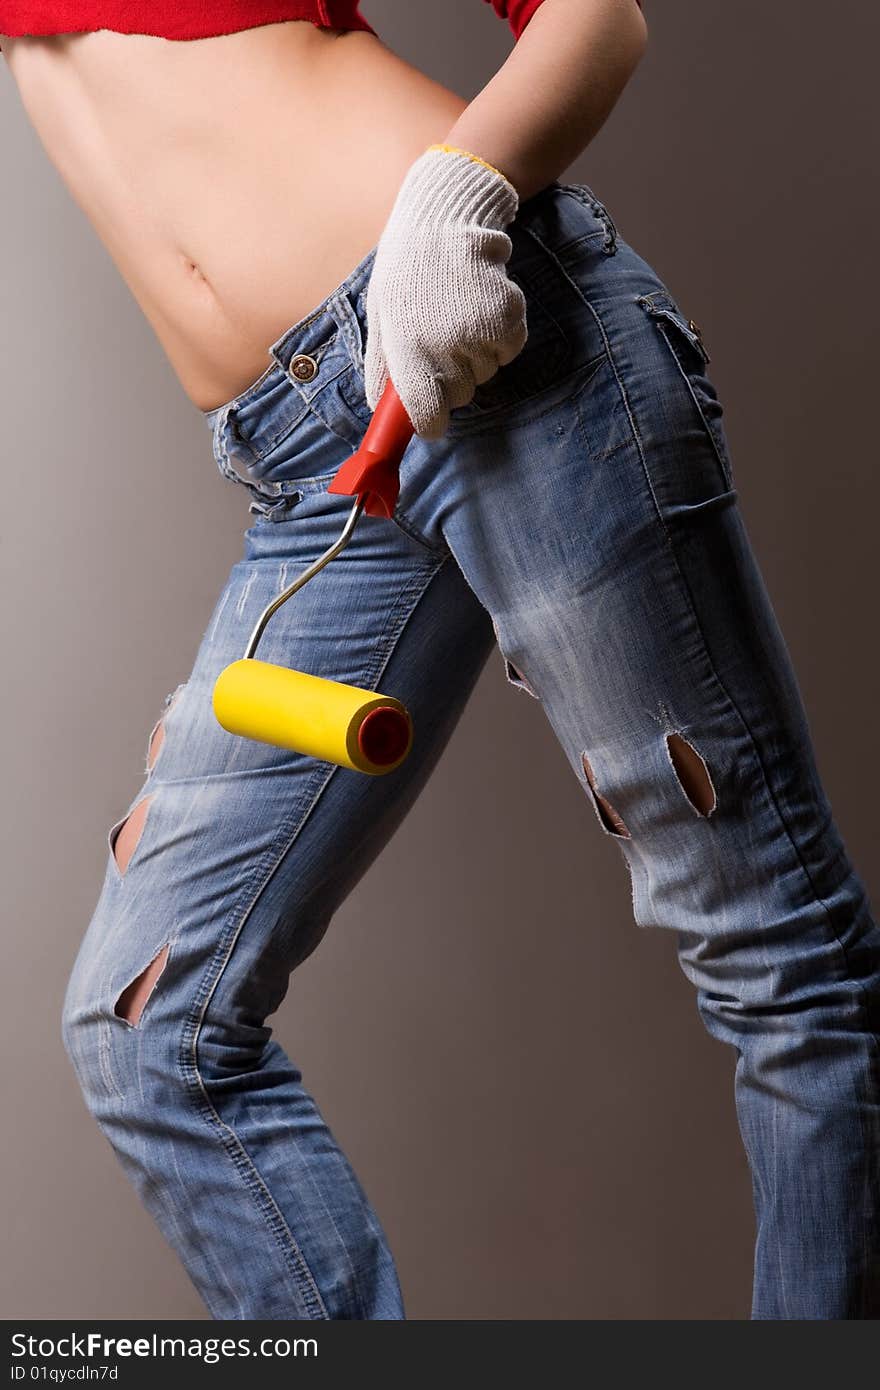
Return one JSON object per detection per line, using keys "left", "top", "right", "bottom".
{"left": 363, "top": 144, "right": 528, "bottom": 439}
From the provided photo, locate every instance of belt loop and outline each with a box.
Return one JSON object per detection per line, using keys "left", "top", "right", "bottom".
{"left": 561, "top": 181, "right": 618, "bottom": 255}
{"left": 212, "top": 401, "right": 237, "bottom": 482}
{"left": 329, "top": 287, "right": 367, "bottom": 376}
{"left": 592, "top": 196, "right": 618, "bottom": 256}
{"left": 213, "top": 400, "right": 286, "bottom": 501}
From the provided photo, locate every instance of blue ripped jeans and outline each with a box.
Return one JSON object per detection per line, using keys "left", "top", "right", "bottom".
{"left": 61, "top": 180, "right": 880, "bottom": 1319}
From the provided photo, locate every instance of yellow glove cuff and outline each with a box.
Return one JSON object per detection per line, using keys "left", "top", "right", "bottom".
{"left": 425, "top": 142, "right": 511, "bottom": 185}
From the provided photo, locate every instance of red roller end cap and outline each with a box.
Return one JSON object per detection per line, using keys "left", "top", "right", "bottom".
{"left": 357, "top": 705, "right": 411, "bottom": 767}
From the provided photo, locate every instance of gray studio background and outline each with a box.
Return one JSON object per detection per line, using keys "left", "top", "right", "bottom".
{"left": 2, "top": 1, "right": 878, "bottom": 1320}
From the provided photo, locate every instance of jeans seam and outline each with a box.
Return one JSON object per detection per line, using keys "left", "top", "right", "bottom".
{"left": 390, "top": 499, "right": 451, "bottom": 558}
{"left": 177, "top": 554, "right": 448, "bottom": 1318}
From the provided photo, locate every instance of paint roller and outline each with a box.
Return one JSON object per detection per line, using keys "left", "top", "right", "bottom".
{"left": 211, "top": 380, "right": 417, "bottom": 775}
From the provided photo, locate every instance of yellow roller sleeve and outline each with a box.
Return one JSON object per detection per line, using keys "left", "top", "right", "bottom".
{"left": 212, "top": 659, "right": 413, "bottom": 776}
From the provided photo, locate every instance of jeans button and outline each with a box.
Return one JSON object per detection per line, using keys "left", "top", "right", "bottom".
{"left": 289, "top": 353, "right": 318, "bottom": 383}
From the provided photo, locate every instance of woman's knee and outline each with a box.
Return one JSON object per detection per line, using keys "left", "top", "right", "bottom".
{"left": 60, "top": 936, "right": 179, "bottom": 1113}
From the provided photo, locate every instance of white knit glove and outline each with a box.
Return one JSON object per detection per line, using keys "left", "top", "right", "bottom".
{"left": 363, "top": 143, "right": 528, "bottom": 439}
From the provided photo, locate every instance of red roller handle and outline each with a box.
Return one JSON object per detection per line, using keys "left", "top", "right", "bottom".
{"left": 326, "top": 378, "right": 415, "bottom": 518}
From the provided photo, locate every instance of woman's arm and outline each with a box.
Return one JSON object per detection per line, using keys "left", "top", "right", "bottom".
{"left": 447, "top": 0, "right": 649, "bottom": 201}
{"left": 362, "top": 0, "right": 648, "bottom": 436}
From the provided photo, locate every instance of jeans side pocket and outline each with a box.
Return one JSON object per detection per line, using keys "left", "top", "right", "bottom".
{"left": 636, "top": 291, "right": 735, "bottom": 496}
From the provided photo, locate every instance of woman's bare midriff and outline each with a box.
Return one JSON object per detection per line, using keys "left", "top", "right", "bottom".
{"left": 0, "top": 22, "right": 468, "bottom": 412}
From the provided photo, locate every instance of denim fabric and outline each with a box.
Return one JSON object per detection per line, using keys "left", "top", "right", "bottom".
{"left": 61, "top": 179, "right": 880, "bottom": 1319}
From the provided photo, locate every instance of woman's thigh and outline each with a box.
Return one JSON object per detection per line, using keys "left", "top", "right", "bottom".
{"left": 67, "top": 491, "right": 494, "bottom": 1060}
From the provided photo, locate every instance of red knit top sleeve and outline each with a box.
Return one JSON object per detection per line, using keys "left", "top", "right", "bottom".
{"left": 485, "top": 0, "right": 643, "bottom": 41}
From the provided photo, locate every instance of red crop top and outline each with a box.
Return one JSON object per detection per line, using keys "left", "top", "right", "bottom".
{"left": 0, "top": 1, "right": 640, "bottom": 47}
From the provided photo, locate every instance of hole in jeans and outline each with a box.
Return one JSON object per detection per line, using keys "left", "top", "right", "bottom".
{"left": 665, "top": 731, "right": 716, "bottom": 816}
{"left": 114, "top": 942, "right": 171, "bottom": 1027}
{"left": 145, "top": 683, "right": 186, "bottom": 774}
{"left": 110, "top": 793, "right": 155, "bottom": 876}
{"left": 504, "top": 657, "right": 540, "bottom": 699}
{"left": 581, "top": 752, "right": 631, "bottom": 839}
{"left": 146, "top": 718, "right": 165, "bottom": 772}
